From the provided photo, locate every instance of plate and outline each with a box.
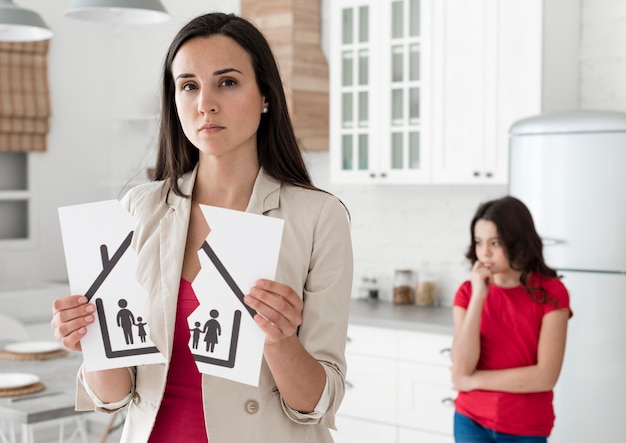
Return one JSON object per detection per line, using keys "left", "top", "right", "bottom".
{"left": 4, "top": 341, "right": 63, "bottom": 354}
{"left": 0, "top": 373, "right": 40, "bottom": 390}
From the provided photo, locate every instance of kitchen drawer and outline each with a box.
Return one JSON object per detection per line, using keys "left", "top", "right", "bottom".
{"left": 397, "top": 330, "right": 452, "bottom": 365}
{"left": 341, "top": 354, "right": 397, "bottom": 424}
{"left": 346, "top": 324, "right": 397, "bottom": 359}
{"left": 396, "top": 361, "right": 455, "bottom": 435}
{"left": 332, "top": 415, "right": 397, "bottom": 443}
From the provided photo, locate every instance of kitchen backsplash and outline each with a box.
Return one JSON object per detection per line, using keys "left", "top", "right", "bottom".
{"left": 303, "top": 151, "right": 507, "bottom": 307}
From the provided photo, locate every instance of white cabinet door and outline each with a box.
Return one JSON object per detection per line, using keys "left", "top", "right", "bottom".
{"left": 342, "top": 353, "right": 397, "bottom": 424}
{"left": 397, "top": 361, "right": 455, "bottom": 435}
{"left": 430, "top": 0, "right": 542, "bottom": 185}
{"left": 332, "top": 416, "right": 397, "bottom": 443}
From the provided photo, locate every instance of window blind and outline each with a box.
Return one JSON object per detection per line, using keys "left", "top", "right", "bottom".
{"left": 0, "top": 40, "right": 51, "bottom": 152}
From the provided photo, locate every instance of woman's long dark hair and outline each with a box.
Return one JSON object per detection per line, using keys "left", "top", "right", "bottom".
{"left": 465, "top": 196, "right": 559, "bottom": 303}
{"left": 153, "top": 13, "right": 314, "bottom": 197}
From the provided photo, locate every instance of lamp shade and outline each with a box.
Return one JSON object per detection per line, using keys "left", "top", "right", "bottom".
{"left": 0, "top": 0, "right": 53, "bottom": 42}
{"left": 65, "top": 0, "right": 170, "bottom": 25}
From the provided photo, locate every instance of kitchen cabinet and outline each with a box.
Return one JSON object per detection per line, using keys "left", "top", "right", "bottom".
{"left": 330, "top": 0, "right": 432, "bottom": 184}
{"left": 332, "top": 324, "right": 454, "bottom": 443}
{"left": 329, "top": 0, "right": 579, "bottom": 185}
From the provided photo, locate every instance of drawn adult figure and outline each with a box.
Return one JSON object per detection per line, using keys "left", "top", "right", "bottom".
{"left": 136, "top": 317, "right": 147, "bottom": 343}
{"left": 51, "top": 13, "right": 353, "bottom": 443}
{"left": 202, "top": 309, "right": 221, "bottom": 353}
{"left": 116, "top": 299, "right": 135, "bottom": 345}
{"left": 190, "top": 321, "right": 203, "bottom": 349}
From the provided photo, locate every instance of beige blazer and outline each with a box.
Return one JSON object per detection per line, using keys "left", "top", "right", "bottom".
{"left": 75, "top": 167, "right": 353, "bottom": 443}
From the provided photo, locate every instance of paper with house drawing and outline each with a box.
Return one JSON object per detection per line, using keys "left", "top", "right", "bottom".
{"left": 58, "top": 200, "right": 284, "bottom": 386}
{"left": 191, "top": 204, "right": 284, "bottom": 386}
{"left": 59, "top": 200, "right": 167, "bottom": 371}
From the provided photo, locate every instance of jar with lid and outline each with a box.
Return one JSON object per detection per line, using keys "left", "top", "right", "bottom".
{"left": 393, "top": 269, "right": 415, "bottom": 304}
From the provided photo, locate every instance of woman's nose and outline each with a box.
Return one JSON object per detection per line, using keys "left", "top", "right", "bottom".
{"left": 198, "top": 90, "right": 218, "bottom": 114}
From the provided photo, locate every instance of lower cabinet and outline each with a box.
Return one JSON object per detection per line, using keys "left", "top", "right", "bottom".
{"left": 333, "top": 324, "right": 454, "bottom": 443}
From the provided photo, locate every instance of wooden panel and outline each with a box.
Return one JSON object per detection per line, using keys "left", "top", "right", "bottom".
{"left": 241, "top": 0, "right": 329, "bottom": 151}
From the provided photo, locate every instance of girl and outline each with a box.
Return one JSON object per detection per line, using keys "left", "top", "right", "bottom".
{"left": 451, "top": 196, "right": 571, "bottom": 443}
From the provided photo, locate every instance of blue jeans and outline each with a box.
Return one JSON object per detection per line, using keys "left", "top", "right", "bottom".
{"left": 454, "top": 411, "right": 547, "bottom": 443}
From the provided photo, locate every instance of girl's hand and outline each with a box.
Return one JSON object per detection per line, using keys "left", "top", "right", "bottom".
{"left": 50, "top": 295, "right": 96, "bottom": 352}
{"left": 450, "top": 365, "right": 475, "bottom": 392}
{"left": 244, "top": 279, "right": 303, "bottom": 345}
{"left": 470, "top": 261, "right": 491, "bottom": 298}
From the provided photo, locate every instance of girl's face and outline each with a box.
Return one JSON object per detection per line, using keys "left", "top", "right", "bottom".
{"left": 171, "top": 35, "right": 267, "bottom": 162}
{"left": 473, "top": 219, "right": 513, "bottom": 276}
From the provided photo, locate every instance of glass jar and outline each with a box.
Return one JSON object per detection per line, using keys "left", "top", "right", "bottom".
{"left": 393, "top": 269, "right": 415, "bottom": 304}
{"left": 415, "top": 264, "right": 437, "bottom": 306}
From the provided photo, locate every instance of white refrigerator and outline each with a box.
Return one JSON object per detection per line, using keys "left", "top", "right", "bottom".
{"left": 508, "top": 110, "right": 626, "bottom": 442}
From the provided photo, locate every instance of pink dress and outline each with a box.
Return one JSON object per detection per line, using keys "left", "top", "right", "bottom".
{"left": 148, "top": 279, "right": 209, "bottom": 442}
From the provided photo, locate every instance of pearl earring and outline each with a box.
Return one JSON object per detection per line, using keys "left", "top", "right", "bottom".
{"left": 262, "top": 107, "right": 268, "bottom": 114}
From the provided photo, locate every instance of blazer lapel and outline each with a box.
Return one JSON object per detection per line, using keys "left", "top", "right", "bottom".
{"left": 144, "top": 168, "right": 196, "bottom": 358}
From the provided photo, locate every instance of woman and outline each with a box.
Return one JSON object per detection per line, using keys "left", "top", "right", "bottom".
{"left": 451, "top": 196, "right": 571, "bottom": 442}
{"left": 51, "top": 13, "right": 353, "bottom": 442}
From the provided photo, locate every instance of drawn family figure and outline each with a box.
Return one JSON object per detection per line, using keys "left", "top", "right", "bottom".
{"left": 203, "top": 310, "right": 221, "bottom": 353}
{"left": 116, "top": 299, "right": 136, "bottom": 345}
{"left": 136, "top": 317, "right": 147, "bottom": 343}
{"left": 190, "top": 321, "right": 203, "bottom": 349}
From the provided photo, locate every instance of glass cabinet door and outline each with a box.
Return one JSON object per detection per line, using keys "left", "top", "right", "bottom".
{"left": 384, "top": 0, "right": 428, "bottom": 179}
{"left": 331, "top": 0, "right": 431, "bottom": 183}
{"left": 338, "top": 4, "right": 372, "bottom": 175}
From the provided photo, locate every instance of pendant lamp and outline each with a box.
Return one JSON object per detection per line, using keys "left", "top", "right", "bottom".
{"left": 65, "top": 0, "right": 169, "bottom": 25}
{"left": 0, "top": 0, "right": 53, "bottom": 41}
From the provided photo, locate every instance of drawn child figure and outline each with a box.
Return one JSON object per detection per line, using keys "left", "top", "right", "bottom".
{"left": 116, "top": 299, "right": 136, "bottom": 345}
{"left": 136, "top": 317, "right": 147, "bottom": 343}
{"left": 451, "top": 196, "right": 573, "bottom": 443}
{"left": 202, "top": 309, "right": 221, "bottom": 353}
{"left": 190, "top": 321, "right": 203, "bottom": 350}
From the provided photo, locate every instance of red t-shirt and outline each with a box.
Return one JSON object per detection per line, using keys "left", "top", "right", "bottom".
{"left": 453, "top": 274, "right": 571, "bottom": 436}
{"left": 149, "top": 279, "right": 209, "bottom": 443}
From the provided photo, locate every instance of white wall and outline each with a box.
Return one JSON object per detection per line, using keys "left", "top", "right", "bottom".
{"left": 0, "top": 0, "right": 239, "bottom": 283}
{"left": 0, "top": 0, "right": 623, "bottom": 307}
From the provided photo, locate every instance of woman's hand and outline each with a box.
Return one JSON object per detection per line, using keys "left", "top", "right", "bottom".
{"left": 244, "top": 279, "right": 303, "bottom": 345}
{"left": 50, "top": 295, "right": 96, "bottom": 352}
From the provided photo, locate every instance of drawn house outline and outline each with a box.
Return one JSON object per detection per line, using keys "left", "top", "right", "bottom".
{"left": 190, "top": 241, "right": 257, "bottom": 368}
{"left": 84, "top": 231, "right": 160, "bottom": 358}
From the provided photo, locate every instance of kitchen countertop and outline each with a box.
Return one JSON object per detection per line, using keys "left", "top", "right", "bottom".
{"left": 348, "top": 298, "right": 454, "bottom": 335}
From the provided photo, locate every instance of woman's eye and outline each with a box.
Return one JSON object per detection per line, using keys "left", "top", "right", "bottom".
{"left": 219, "top": 78, "right": 237, "bottom": 87}
{"left": 181, "top": 83, "right": 197, "bottom": 91}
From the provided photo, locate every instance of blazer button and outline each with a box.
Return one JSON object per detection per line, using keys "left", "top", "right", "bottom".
{"left": 245, "top": 400, "right": 260, "bottom": 415}
{"left": 132, "top": 393, "right": 140, "bottom": 404}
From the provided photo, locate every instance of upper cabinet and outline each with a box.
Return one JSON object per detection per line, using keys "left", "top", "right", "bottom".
{"left": 329, "top": 0, "right": 580, "bottom": 185}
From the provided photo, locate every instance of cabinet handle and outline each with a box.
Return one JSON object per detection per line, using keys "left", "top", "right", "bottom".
{"left": 440, "top": 347, "right": 451, "bottom": 357}
{"left": 473, "top": 171, "right": 480, "bottom": 177}
{"left": 485, "top": 172, "right": 493, "bottom": 178}
{"left": 380, "top": 172, "right": 387, "bottom": 178}
{"left": 441, "top": 397, "right": 454, "bottom": 407}
{"left": 346, "top": 380, "right": 355, "bottom": 389}
{"left": 369, "top": 173, "right": 376, "bottom": 178}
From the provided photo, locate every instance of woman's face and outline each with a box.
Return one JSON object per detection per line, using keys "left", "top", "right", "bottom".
{"left": 171, "top": 35, "right": 266, "bottom": 161}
